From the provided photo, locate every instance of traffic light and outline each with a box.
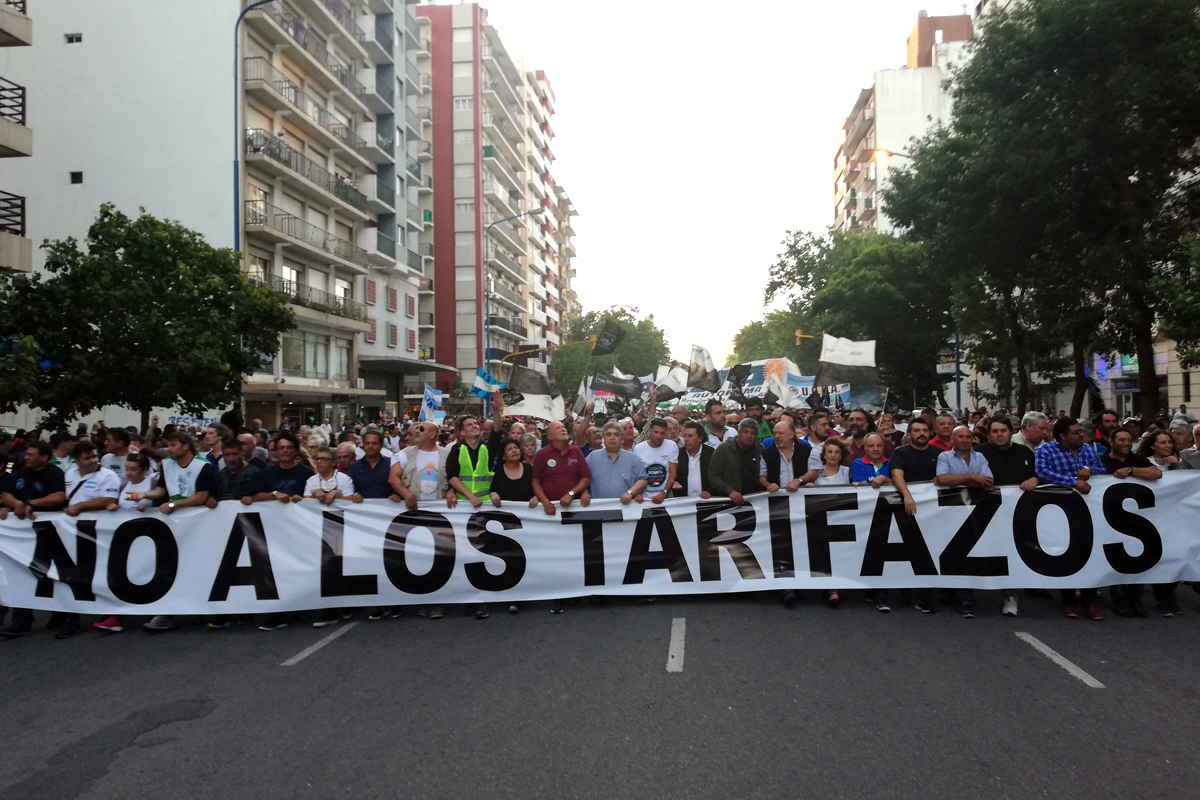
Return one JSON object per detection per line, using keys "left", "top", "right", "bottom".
{"left": 588, "top": 334, "right": 597, "bottom": 348}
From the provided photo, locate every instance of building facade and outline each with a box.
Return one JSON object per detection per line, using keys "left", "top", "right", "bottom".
{"left": 0, "top": 0, "right": 32, "bottom": 274}
{"left": 832, "top": 12, "right": 972, "bottom": 234}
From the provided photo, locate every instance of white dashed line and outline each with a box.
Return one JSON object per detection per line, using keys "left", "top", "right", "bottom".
{"left": 1014, "top": 631, "right": 1105, "bottom": 689}
{"left": 281, "top": 622, "right": 359, "bottom": 667}
{"left": 666, "top": 617, "right": 686, "bottom": 673}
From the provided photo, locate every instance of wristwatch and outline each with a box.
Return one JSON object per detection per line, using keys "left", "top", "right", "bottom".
{"left": 168, "top": 502, "right": 176, "bottom": 510}
{"left": 568, "top": 490, "right": 576, "bottom": 498}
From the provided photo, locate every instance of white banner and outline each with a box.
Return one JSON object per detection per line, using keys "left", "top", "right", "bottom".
{"left": 2, "top": 476, "right": 1200, "bottom": 614}
{"left": 818, "top": 334, "right": 876, "bottom": 367}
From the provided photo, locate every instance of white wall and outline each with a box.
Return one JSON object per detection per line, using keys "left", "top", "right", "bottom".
{"left": 4, "top": 0, "right": 237, "bottom": 268}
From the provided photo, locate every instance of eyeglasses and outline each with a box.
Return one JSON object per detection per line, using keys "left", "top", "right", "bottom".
{"left": 315, "top": 456, "right": 333, "bottom": 462}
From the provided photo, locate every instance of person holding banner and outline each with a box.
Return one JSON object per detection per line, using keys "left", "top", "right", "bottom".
{"left": 1035, "top": 417, "right": 1107, "bottom": 620}
{"left": 704, "top": 399, "right": 737, "bottom": 447}
{"left": 674, "top": 421, "right": 714, "bottom": 499}
{"left": 446, "top": 415, "right": 493, "bottom": 510}
{"left": 935, "top": 426, "right": 995, "bottom": 619}
{"left": 975, "top": 416, "right": 1041, "bottom": 617}
{"left": 532, "top": 421, "right": 591, "bottom": 517}
{"left": 850, "top": 433, "right": 892, "bottom": 488}
{"left": 390, "top": 422, "right": 450, "bottom": 511}
{"left": 1099, "top": 428, "right": 1165, "bottom": 617}
{"left": 633, "top": 418, "right": 679, "bottom": 504}
{"left": 709, "top": 419, "right": 765, "bottom": 506}
{"left": 759, "top": 418, "right": 817, "bottom": 494}
{"left": 249, "top": 433, "right": 314, "bottom": 505}
{"left": 585, "top": 421, "right": 648, "bottom": 504}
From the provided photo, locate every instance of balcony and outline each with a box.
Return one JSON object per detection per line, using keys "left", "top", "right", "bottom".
{"left": 403, "top": 5, "right": 419, "bottom": 44}
{"left": 357, "top": 118, "right": 395, "bottom": 164}
{"left": 406, "top": 201, "right": 424, "bottom": 229}
{"left": 860, "top": 197, "right": 877, "bottom": 221}
{"left": 245, "top": 2, "right": 370, "bottom": 116}
{"left": 419, "top": 73, "right": 432, "bottom": 93}
{"left": 485, "top": 347, "right": 515, "bottom": 363}
{"left": 489, "top": 317, "right": 524, "bottom": 340}
{"left": 404, "top": 57, "right": 421, "bottom": 91}
{"left": 483, "top": 212, "right": 524, "bottom": 255}
{"left": 0, "top": 190, "right": 30, "bottom": 273}
{"left": 480, "top": 110, "right": 522, "bottom": 168}
{"left": 480, "top": 41, "right": 521, "bottom": 107}
{"left": 418, "top": 106, "right": 432, "bottom": 126}
{"left": 417, "top": 172, "right": 433, "bottom": 194}
{"left": 244, "top": 129, "right": 369, "bottom": 218}
{"left": 242, "top": 58, "right": 372, "bottom": 170}
{"left": 404, "top": 105, "right": 421, "bottom": 138}
{"left": 0, "top": 76, "right": 30, "bottom": 158}
{"left": 423, "top": 208, "right": 433, "bottom": 226}
{"left": 404, "top": 249, "right": 421, "bottom": 271}
{"left": 482, "top": 145, "right": 524, "bottom": 195}
{"left": 416, "top": 140, "right": 432, "bottom": 161}
{"left": 405, "top": 157, "right": 422, "bottom": 182}
{"left": 0, "top": 0, "right": 31, "bottom": 48}
{"left": 416, "top": 36, "right": 431, "bottom": 56}
{"left": 420, "top": 242, "right": 434, "bottom": 261}
{"left": 251, "top": 272, "right": 367, "bottom": 323}
{"left": 418, "top": 277, "right": 434, "bottom": 294}
{"left": 367, "top": 16, "right": 394, "bottom": 62}
{"left": 418, "top": 312, "right": 434, "bottom": 327}
{"left": 362, "top": 66, "right": 394, "bottom": 113}
{"left": 483, "top": 179, "right": 520, "bottom": 218}
{"left": 489, "top": 279, "right": 525, "bottom": 311}
{"left": 245, "top": 200, "right": 369, "bottom": 272}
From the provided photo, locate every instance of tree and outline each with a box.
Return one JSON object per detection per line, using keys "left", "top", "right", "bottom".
{"left": 761, "top": 230, "right": 952, "bottom": 404}
{"left": 0, "top": 204, "right": 295, "bottom": 430}
{"left": 727, "top": 309, "right": 821, "bottom": 373}
{"left": 549, "top": 306, "right": 670, "bottom": 398}
{"left": 885, "top": 0, "right": 1200, "bottom": 419}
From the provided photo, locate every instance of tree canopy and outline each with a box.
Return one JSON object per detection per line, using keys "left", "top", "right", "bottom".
{"left": 0, "top": 204, "right": 295, "bottom": 429}
{"left": 549, "top": 306, "right": 670, "bottom": 398}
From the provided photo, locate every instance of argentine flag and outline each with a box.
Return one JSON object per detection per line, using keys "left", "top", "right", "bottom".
{"left": 470, "top": 367, "right": 503, "bottom": 398}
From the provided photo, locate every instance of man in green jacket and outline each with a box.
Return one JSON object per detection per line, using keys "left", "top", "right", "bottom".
{"left": 708, "top": 418, "right": 765, "bottom": 506}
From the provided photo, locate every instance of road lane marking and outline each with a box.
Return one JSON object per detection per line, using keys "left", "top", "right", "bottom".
{"left": 667, "top": 617, "right": 686, "bottom": 673}
{"left": 281, "top": 622, "right": 359, "bottom": 667}
{"left": 1014, "top": 631, "right": 1105, "bottom": 689}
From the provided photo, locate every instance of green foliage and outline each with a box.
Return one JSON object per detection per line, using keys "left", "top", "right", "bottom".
{"left": 550, "top": 306, "right": 670, "bottom": 398}
{"left": 727, "top": 309, "right": 819, "bottom": 374}
{"left": 0, "top": 335, "right": 42, "bottom": 415}
{"left": 884, "top": 0, "right": 1200, "bottom": 414}
{"left": 0, "top": 204, "right": 295, "bottom": 428}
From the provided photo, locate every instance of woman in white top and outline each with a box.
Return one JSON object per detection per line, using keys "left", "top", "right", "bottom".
{"left": 811, "top": 438, "right": 851, "bottom": 609}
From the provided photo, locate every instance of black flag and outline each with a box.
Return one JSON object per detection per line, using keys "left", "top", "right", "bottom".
{"left": 591, "top": 369, "right": 644, "bottom": 399}
{"left": 592, "top": 320, "right": 625, "bottom": 357}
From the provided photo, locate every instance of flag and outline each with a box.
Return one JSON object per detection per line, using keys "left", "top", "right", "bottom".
{"left": 470, "top": 367, "right": 503, "bottom": 398}
{"left": 591, "top": 368, "right": 644, "bottom": 399}
{"left": 571, "top": 376, "right": 591, "bottom": 416}
{"left": 812, "top": 334, "right": 879, "bottom": 388}
{"left": 688, "top": 345, "right": 721, "bottom": 392}
{"left": 592, "top": 319, "right": 625, "bottom": 356}
{"left": 420, "top": 383, "right": 443, "bottom": 421}
{"left": 503, "top": 365, "right": 565, "bottom": 421}
{"left": 724, "top": 362, "right": 752, "bottom": 406}
{"left": 651, "top": 364, "right": 690, "bottom": 402}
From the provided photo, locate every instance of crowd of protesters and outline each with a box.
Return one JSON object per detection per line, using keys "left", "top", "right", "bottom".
{"left": 1, "top": 394, "right": 1198, "bottom": 639}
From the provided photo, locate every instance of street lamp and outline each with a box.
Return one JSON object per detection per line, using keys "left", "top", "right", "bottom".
{"left": 871, "top": 148, "right": 914, "bottom": 160}
{"left": 484, "top": 207, "right": 546, "bottom": 375}
{"left": 234, "top": 0, "right": 279, "bottom": 252}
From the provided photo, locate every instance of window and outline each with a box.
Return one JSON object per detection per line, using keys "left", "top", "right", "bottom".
{"left": 455, "top": 201, "right": 475, "bottom": 213}
{"left": 70, "top": 172, "right": 83, "bottom": 184}
{"left": 65, "top": 33, "right": 83, "bottom": 44}
{"left": 388, "top": 323, "right": 398, "bottom": 348}
{"left": 406, "top": 294, "right": 415, "bottom": 317}
{"left": 366, "top": 318, "right": 377, "bottom": 344}
{"left": 281, "top": 332, "right": 329, "bottom": 379}
{"left": 366, "top": 279, "right": 377, "bottom": 305}
{"left": 453, "top": 131, "right": 474, "bottom": 145}
{"left": 407, "top": 329, "right": 417, "bottom": 352}
{"left": 335, "top": 278, "right": 352, "bottom": 300}
{"left": 453, "top": 97, "right": 474, "bottom": 111}
{"left": 333, "top": 338, "right": 351, "bottom": 380}
{"left": 282, "top": 335, "right": 305, "bottom": 378}
{"left": 246, "top": 255, "right": 269, "bottom": 283}
{"left": 280, "top": 264, "right": 300, "bottom": 286}
{"left": 387, "top": 287, "right": 398, "bottom": 311}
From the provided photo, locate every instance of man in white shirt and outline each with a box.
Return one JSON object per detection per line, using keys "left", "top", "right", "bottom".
{"left": 703, "top": 399, "right": 737, "bottom": 447}
{"left": 305, "top": 446, "right": 360, "bottom": 504}
{"left": 633, "top": 418, "right": 679, "bottom": 503}
{"left": 64, "top": 442, "right": 122, "bottom": 517}
{"left": 100, "top": 428, "right": 133, "bottom": 486}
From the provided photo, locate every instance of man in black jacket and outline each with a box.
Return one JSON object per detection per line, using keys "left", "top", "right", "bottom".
{"left": 976, "top": 415, "right": 1040, "bottom": 618}
{"left": 758, "top": 418, "right": 817, "bottom": 492}
{"left": 674, "top": 421, "right": 714, "bottom": 498}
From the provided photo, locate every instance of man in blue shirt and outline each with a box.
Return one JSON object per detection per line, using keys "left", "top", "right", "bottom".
{"left": 348, "top": 430, "right": 394, "bottom": 500}
{"left": 584, "top": 421, "right": 649, "bottom": 503}
{"left": 935, "top": 425, "right": 994, "bottom": 619}
{"left": 1035, "top": 416, "right": 1107, "bottom": 620}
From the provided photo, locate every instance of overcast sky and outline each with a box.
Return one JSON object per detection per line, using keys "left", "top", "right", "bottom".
{"left": 460, "top": 0, "right": 972, "bottom": 362}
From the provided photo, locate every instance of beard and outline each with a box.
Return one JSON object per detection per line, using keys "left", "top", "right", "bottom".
{"left": 848, "top": 425, "right": 865, "bottom": 439}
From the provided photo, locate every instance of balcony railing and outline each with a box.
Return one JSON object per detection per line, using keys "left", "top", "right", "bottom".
{"left": 245, "top": 200, "right": 369, "bottom": 268}
{"left": 418, "top": 106, "right": 432, "bottom": 122}
{"left": 255, "top": 2, "right": 367, "bottom": 99}
{"left": 405, "top": 105, "right": 421, "bottom": 133}
{"left": 418, "top": 346, "right": 436, "bottom": 361}
{"left": 378, "top": 230, "right": 396, "bottom": 259}
{"left": 406, "top": 249, "right": 422, "bottom": 270}
{"left": 374, "top": 17, "right": 394, "bottom": 55}
{"left": 418, "top": 312, "right": 434, "bottom": 325}
{"left": 485, "top": 347, "right": 514, "bottom": 361}
{"left": 418, "top": 277, "right": 434, "bottom": 292}
{"left": 243, "top": 58, "right": 369, "bottom": 153}
{"left": 0, "top": 190, "right": 25, "bottom": 236}
{"left": 420, "top": 73, "right": 432, "bottom": 91}
{"left": 405, "top": 57, "right": 421, "bottom": 88}
{"left": 489, "top": 280, "right": 524, "bottom": 307}
{"left": 245, "top": 129, "right": 367, "bottom": 210}
{"left": 0, "top": 77, "right": 26, "bottom": 126}
{"left": 2, "top": 0, "right": 26, "bottom": 14}
{"left": 407, "top": 201, "right": 422, "bottom": 225}
{"left": 419, "top": 242, "right": 434, "bottom": 257}
{"left": 404, "top": 5, "right": 419, "bottom": 39}
{"left": 250, "top": 272, "right": 367, "bottom": 322}
{"left": 321, "top": 0, "right": 367, "bottom": 46}
{"left": 375, "top": 178, "right": 395, "bottom": 208}
{"left": 405, "top": 157, "right": 421, "bottom": 180}
{"left": 376, "top": 127, "right": 394, "bottom": 155}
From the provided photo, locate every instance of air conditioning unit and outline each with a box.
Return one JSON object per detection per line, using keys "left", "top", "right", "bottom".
{"left": 354, "top": 378, "right": 365, "bottom": 389}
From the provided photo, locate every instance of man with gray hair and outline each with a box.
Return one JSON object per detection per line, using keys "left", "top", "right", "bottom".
{"left": 1180, "top": 423, "right": 1200, "bottom": 470}
{"left": 584, "top": 421, "right": 649, "bottom": 503}
{"left": 1011, "top": 411, "right": 1049, "bottom": 451}
{"left": 708, "top": 418, "right": 765, "bottom": 506}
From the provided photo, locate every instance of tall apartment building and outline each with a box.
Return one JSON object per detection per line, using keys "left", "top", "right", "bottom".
{"left": 0, "top": 0, "right": 32, "bottom": 274}
{"left": 832, "top": 12, "right": 972, "bottom": 234}
{"left": 416, "top": 2, "right": 579, "bottom": 390}
{"left": 2, "top": 0, "right": 439, "bottom": 428}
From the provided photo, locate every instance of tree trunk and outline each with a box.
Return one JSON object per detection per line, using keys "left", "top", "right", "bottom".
{"left": 1003, "top": 296, "right": 1029, "bottom": 413}
{"left": 140, "top": 407, "right": 151, "bottom": 436}
{"left": 1069, "top": 342, "right": 1088, "bottom": 419}
{"left": 1132, "top": 311, "right": 1160, "bottom": 426}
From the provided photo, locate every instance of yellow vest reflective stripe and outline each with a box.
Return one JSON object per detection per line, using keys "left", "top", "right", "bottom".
{"left": 456, "top": 442, "right": 492, "bottom": 498}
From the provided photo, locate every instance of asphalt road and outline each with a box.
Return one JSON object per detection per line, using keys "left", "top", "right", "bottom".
{"left": 2, "top": 589, "right": 1198, "bottom": 799}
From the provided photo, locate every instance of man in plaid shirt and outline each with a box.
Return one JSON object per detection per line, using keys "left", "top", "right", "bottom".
{"left": 1035, "top": 416, "right": 1107, "bottom": 619}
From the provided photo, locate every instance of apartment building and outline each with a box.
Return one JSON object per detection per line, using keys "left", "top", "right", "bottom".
{"left": 1, "top": 0, "right": 439, "bottom": 428}
{"left": 832, "top": 12, "right": 972, "bottom": 234}
{"left": 416, "top": 2, "right": 580, "bottom": 390}
{"left": 0, "top": 0, "right": 32, "bottom": 274}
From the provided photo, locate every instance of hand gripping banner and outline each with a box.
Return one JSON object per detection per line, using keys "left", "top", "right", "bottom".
{"left": 2, "top": 476, "right": 1200, "bottom": 615}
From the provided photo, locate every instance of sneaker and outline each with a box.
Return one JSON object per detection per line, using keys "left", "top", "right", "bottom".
{"left": 54, "top": 622, "right": 82, "bottom": 640}
{"left": 1170, "top": 600, "right": 1183, "bottom": 616}
{"left": 474, "top": 604, "right": 490, "bottom": 620}
{"left": 1002, "top": 596, "right": 1018, "bottom": 617}
{"left": 782, "top": 590, "right": 798, "bottom": 608}
{"left": 206, "top": 620, "right": 233, "bottom": 630}
{"left": 827, "top": 591, "right": 840, "bottom": 609}
{"left": 368, "top": 607, "right": 388, "bottom": 621}
{"left": 1063, "top": 605, "right": 1079, "bottom": 619}
{"left": 338, "top": 609, "right": 356, "bottom": 621}
{"left": 1157, "top": 602, "right": 1176, "bottom": 617}
{"left": 0, "top": 623, "right": 33, "bottom": 638}
{"left": 386, "top": 606, "right": 405, "bottom": 619}
{"left": 637, "top": 597, "right": 656, "bottom": 605}
{"left": 550, "top": 600, "right": 565, "bottom": 614}
{"left": 143, "top": 615, "right": 176, "bottom": 632}
{"left": 312, "top": 611, "right": 340, "bottom": 628}
{"left": 1085, "top": 602, "right": 1104, "bottom": 621}
{"left": 508, "top": 604, "right": 520, "bottom": 614}
{"left": 1113, "top": 604, "right": 1136, "bottom": 619}
{"left": 258, "top": 620, "right": 288, "bottom": 631}
{"left": 427, "top": 605, "right": 444, "bottom": 620}
{"left": 874, "top": 601, "right": 891, "bottom": 613}
{"left": 915, "top": 599, "right": 936, "bottom": 614}
{"left": 958, "top": 603, "right": 975, "bottom": 619}
{"left": 1131, "top": 600, "right": 1148, "bottom": 618}
{"left": 93, "top": 617, "right": 124, "bottom": 633}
